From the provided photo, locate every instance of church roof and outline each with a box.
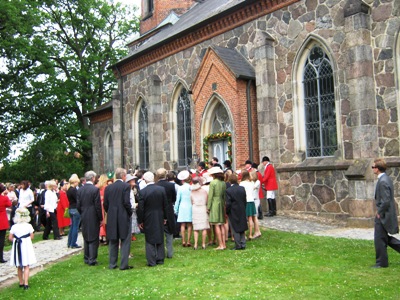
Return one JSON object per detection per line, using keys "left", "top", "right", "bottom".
{"left": 211, "top": 46, "right": 255, "bottom": 80}
{"left": 115, "top": 0, "right": 247, "bottom": 67}
{"left": 84, "top": 100, "right": 113, "bottom": 117}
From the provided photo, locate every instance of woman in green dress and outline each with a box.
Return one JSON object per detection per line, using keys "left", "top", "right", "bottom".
{"left": 206, "top": 167, "right": 226, "bottom": 250}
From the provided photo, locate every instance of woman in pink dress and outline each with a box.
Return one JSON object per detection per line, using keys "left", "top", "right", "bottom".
{"left": 96, "top": 174, "right": 108, "bottom": 245}
{"left": 56, "top": 181, "right": 70, "bottom": 236}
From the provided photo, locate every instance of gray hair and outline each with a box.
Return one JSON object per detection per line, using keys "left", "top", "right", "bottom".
{"left": 115, "top": 168, "right": 127, "bottom": 179}
{"left": 85, "top": 170, "right": 97, "bottom": 182}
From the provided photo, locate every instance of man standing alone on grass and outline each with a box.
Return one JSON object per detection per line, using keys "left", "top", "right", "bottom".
{"left": 77, "top": 171, "right": 102, "bottom": 266}
{"left": 104, "top": 168, "right": 133, "bottom": 270}
{"left": 138, "top": 172, "right": 168, "bottom": 267}
{"left": 371, "top": 158, "right": 400, "bottom": 268}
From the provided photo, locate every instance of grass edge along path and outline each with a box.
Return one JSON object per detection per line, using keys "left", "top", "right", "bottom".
{"left": 1, "top": 229, "right": 399, "bottom": 299}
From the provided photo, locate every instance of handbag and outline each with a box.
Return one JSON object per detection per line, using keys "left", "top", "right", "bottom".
{"left": 64, "top": 207, "right": 70, "bottom": 218}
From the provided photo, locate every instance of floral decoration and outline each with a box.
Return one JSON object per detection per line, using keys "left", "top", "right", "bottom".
{"left": 202, "top": 131, "right": 232, "bottom": 163}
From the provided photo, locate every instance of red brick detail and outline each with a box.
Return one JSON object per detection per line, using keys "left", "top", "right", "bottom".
{"left": 89, "top": 111, "right": 113, "bottom": 124}
{"left": 140, "top": 0, "right": 197, "bottom": 34}
{"left": 192, "top": 48, "right": 259, "bottom": 167}
{"left": 115, "top": 0, "right": 299, "bottom": 77}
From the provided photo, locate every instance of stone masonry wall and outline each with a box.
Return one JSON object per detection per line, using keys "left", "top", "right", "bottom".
{"left": 118, "top": 0, "right": 400, "bottom": 224}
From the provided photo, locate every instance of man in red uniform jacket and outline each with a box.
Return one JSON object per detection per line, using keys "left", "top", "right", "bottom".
{"left": 261, "top": 156, "right": 278, "bottom": 217}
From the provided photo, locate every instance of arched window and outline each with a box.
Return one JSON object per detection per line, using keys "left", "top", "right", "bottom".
{"left": 139, "top": 101, "right": 149, "bottom": 169}
{"left": 105, "top": 132, "right": 114, "bottom": 172}
{"left": 177, "top": 88, "right": 192, "bottom": 167}
{"left": 303, "top": 46, "right": 337, "bottom": 157}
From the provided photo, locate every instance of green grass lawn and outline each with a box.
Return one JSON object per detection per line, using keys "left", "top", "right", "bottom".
{"left": 1, "top": 229, "right": 399, "bottom": 299}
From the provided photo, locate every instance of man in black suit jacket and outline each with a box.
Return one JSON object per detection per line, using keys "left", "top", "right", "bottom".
{"left": 155, "top": 168, "right": 177, "bottom": 258}
{"left": 77, "top": 171, "right": 102, "bottom": 266}
{"left": 372, "top": 158, "right": 400, "bottom": 268}
{"left": 226, "top": 173, "right": 248, "bottom": 250}
{"left": 138, "top": 171, "right": 168, "bottom": 266}
{"left": 104, "top": 168, "right": 133, "bottom": 270}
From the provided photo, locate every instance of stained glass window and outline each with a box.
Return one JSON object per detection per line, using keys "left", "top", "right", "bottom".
{"left": 139, "top": 101, "right": 149, "bottom": 169}
{"left": 177, "top": 88, "right": 192, "bottom": 167}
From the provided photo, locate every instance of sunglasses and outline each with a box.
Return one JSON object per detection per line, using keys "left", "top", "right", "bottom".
{"left": 371, "top": 166, "right": 377, "bottom": 169}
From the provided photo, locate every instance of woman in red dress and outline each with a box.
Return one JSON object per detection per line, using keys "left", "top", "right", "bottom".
{"left": 0, "top": 184, "right": 11, "bottom": 263}
{"left": 56, "top": 181, "right": 70, "bottom": 236}
{"left": 96, "top": 174, "right": 108, "bottom": 245}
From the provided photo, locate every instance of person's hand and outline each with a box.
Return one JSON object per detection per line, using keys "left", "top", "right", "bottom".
{"left": 139, "top": 223, "right": 144, "bottom": 230}
{"left": 46, "top": 212, "right": 50, "bottom": 218}
{"left": 164, "top": 219, "right": 167, "bottom": 225}
{"left": 377, "top": 214, "right": 380, "bottom": 219}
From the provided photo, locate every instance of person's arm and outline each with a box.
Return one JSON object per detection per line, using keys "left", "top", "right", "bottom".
{"left": 377, "top": 179, "right": 391, "bottom": 217}
{"left": 8, "top": 232, "right": 14, "bottom": 242}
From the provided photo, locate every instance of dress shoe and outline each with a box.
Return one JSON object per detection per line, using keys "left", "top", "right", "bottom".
{"left": 24, "top": 285, "right": 29, "bottom": 290}
{"left": 230, "top": 247, "right": 240, "bottom": 250}
{"left": 88, "top": 262, "right": 98, "bottom": 266}
{"left": 371, "top": 264, "right": 388, "bottom": 268}
{"left": 0, "top": 259, "right": 7, "bottom": 263}
{"left": 71, "top": 245, "right": 82, "bottom": 249}
{"left": 54, "top": 237, "right": 62, "bottom": 240}
{"left": 120, "top": 266, "right": 134, "bottom": 270}
{"left": 109, "top": 265, "right": 118, "bottom": 269}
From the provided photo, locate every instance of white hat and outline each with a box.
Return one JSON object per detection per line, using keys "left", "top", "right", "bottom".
{"left": 125, "top": 174, "right": 137, "bottom": 183}
{"left": 207, "top": 166, "right": 223, "bottom": 175}
{"left": 190, "top": 182, "right": 202, "bottom": 191}
{"left": 143, "top": 171, "right": 155, "bottom": 183}
{"left": 177, "top": 170, "right": 190, "bottom": 181}
{"left": 202, "top": 174, "right": 213, "bottom": 184}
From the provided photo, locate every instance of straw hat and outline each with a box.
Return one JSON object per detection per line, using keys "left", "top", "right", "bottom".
{"left": 177, "top": 170, "right": 190, "bottom": 181}
{"left": 207, "top": 166, "right": 223, "bottom": 175}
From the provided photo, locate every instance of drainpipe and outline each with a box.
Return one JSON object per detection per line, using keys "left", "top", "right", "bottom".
{"left": 246, "top": 80, "right": 253, "bottom": 162}
{"left": 115, "top": 66, "right": 125, "bottom": 168}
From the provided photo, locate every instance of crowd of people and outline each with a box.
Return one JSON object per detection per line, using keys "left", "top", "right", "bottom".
{"left": 0, "top": 156, "right": 279, "bottom": 287}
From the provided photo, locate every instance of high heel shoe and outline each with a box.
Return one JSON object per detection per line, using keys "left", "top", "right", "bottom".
{"left": 193, "top": 246, "right": 198, "bottom": 250}
{"left": 202, "top": 245, "right": 206, "bottom": 250}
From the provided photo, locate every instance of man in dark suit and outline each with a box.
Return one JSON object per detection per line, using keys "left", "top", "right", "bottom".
{"left": 77, "top": 171, "right": 102, "bottom": 266}
{"left": 372, "top": 158, "right": 400, "bottom": 268}
{"left": 155, "top": 168, "right": 177, "bottom": 258}
{"left": 104, "top": 168, "right": 133, "bottom": 270}
{"left": 226, "top": 173, "right": 248, "bottom": 250}
{"left": 138, "top": 171, "right": 168, "bottom": 266}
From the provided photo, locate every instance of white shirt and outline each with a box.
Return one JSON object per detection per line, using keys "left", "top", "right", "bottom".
{"left": 240, "top": 180, "right": 255, "bottom": 203}
{"left": 138, "top": 179, "right": 147, "bottom": 190}
{"left": 18, "top": 189, "right": 34, "bottom": 208}
{"left": 43, "top": 190, "right": 58, "bottom": 213}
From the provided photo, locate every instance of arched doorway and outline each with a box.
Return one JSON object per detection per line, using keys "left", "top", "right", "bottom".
{"left": 202, "top": 98, "right": 233, "bottom": 166}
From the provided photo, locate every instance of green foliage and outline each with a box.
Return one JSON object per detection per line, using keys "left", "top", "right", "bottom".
{"left": 1, "top": 230, "right": 400, "bottom": 299}
{"left": 0, "top": 0, "right": 139, "bottom": 167}
{"left": 0, "top": 138, "right": 84, "bottom": 186}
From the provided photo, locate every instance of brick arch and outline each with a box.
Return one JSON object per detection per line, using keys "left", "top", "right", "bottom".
{"left": 192, "top": 47, "right": 258, "bottom": 168}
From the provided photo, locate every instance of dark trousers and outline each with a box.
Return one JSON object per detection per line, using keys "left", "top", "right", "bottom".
{"left": 0, "top": 230, "right": 6, "bottom": 260}
{"left": 232, "top": 227, "right": 246, "bottom": 250}
{"left": 108, "top": 220, "right": 132, "bottom": 270}
{"left": 374, "top": 217, "right": 400, "bottom": 267}
{"left": 145, "top": 241, "right": 165, "bottom": 266}
{"left": 43, "top": 211, "right": 60, "bottom": 239}
{"left": 84, "top": 238, "right": 99, "bottom": 265}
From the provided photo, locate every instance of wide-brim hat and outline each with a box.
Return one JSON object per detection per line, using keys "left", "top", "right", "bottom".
{"left": 177, "top": 170, "right": 190, "bottom": 181}
{"left": 207, "top": 166, "right": 223, "bottom": 175}
{"left": 125, "top": 174, "right": 137, "bottom": 183}
{"left": 190, "top": 183, "right": 202, "bottom": 191}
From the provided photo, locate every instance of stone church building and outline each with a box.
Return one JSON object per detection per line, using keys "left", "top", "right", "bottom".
{"left": 87, "top": 0, "right": 400, "bottom": 226}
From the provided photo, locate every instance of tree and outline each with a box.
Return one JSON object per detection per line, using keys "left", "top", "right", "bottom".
{"left": 0, "top": 0, "right": 139, "bottom": 168}
{"left": 0, "top": 138, "right": 85, "bottom": 187}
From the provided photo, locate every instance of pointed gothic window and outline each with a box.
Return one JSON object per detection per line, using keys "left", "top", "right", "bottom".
{"left": 105, "top": 132, "right": 114, "bottom": 172}
{"left": 139, "top": 101, "right": 149, "bottom": 169}
{"left": 303, "top": 46, "right": 337, "bottom": 157}
{"left": 177, "top": 88, "right": 192, "bottom": 167}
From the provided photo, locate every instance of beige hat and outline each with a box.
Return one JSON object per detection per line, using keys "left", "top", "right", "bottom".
{"left": 207, "top": 166, "right": 223, "bottom": 175}
{"left": 125, "top": 174, "right": 137, "bottom": 183}
{"left": 177, "top": 170, "right": 190, "bottom": 181}
{"left": 190, "top": 182, "right": 202, "bottom": 191}
{"left": 143, "top": 171, "right": 155, "bottom": 183}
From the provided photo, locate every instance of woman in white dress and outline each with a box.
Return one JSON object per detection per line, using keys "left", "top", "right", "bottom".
{"left": 190, "top": 177, "right": 209, "bottom": 250}
{"left": 9, "top": 207, "right": 37, "bottom": 290}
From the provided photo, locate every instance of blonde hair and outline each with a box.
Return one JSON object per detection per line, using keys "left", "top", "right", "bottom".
{"left": 13, "top": 207, "right": 31, "bottom": 224}
{"left": 250, "top": 171, "right": 258, "bottom": 182}
{"left": 69, "top": 174, "right": 80, "bottom": 184}
{"left": 97, "top": 174, "right": 108, "bottom": 189}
